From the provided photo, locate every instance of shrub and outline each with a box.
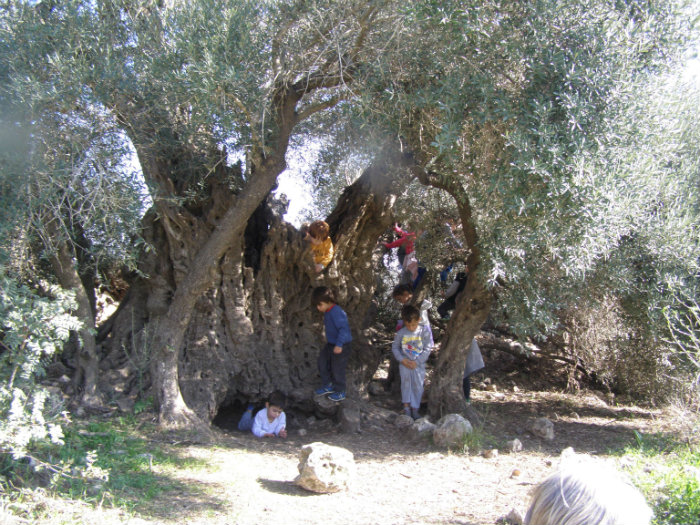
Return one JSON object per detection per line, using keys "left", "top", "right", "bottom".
{"left": 624, "top": 431, "right": 700, "bottom": 525}
{"left": 0, "top": 274, "right": 81, "bottom": 458}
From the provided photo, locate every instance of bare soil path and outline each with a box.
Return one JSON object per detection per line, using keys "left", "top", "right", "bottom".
{"left": 126, "top": 387, "right": 679, "bottom": 525}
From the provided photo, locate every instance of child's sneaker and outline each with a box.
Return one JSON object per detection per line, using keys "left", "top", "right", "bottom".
{"left": 403, "top": 406, "right": 412, "bottom": 418}
{"left": 328, "top": 391, "right": 346, "bottom": 402}
{"left": 314, "top": 384, "right": 334, "bottom": 396}
{"left": 411, "top": 408, "right": 420, "bottom": 420}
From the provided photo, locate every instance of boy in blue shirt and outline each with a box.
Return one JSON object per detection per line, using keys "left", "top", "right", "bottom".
{"left": 311, "top": 286, "right": 352, "bottom": 402}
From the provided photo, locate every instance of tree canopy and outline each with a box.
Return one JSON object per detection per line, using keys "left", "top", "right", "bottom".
{"left": 0, "top": 0, "right": 699, "bottom": 433}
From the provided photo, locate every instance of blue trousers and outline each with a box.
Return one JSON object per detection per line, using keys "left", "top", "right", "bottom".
{"left": 318, "top": 342, "right": 351, "bottom": 393}
{"left": 238, "top": 409, "right": 254, "bottom": 431}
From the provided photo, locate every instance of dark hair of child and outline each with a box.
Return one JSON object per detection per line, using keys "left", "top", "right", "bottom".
{"left": 268, "top": 390, "right": 286, "bottom": 409}
{"left": 308, "top": 220, "right": 330, "bottom": 240}
{"left": 311, "top": 286, "right": 336, "bottom": 306}
{"left": 392, "top": 283, "right": 413, "bottom": 299}
{"left": 401, "top": 304, "right": 421, "bottom": 323}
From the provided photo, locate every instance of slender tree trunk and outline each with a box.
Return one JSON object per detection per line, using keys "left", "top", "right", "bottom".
{"left": 49, "top": 239, "right": 103, "bottom": 408}
{"left": 412, "top": 166, "right": 493, "bottom": 418}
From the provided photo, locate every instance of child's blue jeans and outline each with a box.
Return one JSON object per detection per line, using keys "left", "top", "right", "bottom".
{"left": 238, "top": 408, "right": 254, "bottom": 431}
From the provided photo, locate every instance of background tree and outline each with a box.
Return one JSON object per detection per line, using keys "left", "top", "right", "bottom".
{"left": 0, "top": 22, "right": 145, "bottom": 408}
{"left": 343, "top": 0, "right": 698, "bottom": 410}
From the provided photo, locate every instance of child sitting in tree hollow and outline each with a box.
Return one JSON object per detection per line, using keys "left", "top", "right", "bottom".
{"left": 237, "top": 391, "right": 288, "bottom": 438}
{"left": 304, "top": 220, "right": 334, "bottom": 272}
{"left": 392, "top": 304, "right": 433, "bottom": 420}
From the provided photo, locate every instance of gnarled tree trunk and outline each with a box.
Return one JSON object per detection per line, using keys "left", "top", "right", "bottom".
{"left": 99, "top": 141, "right": 414, "bottom": 425}
{"left": 49, "top": 238, "right": 103, "bottom": 408}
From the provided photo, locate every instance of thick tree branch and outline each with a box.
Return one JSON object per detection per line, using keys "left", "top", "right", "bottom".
{"left": 296, "top": 92, "right": 352, "bottom": 122}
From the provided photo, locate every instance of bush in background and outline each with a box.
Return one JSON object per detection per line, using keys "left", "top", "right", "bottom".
{"left": 0, "top": 274, "right": 80, "bottom": 458}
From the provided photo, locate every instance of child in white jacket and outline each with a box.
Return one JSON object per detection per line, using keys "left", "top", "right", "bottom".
{"left": 392, "top": 305, "right": 433, "bottom": 420}
{"left": 238, "top": 391, "right": 287, "bottom": 438}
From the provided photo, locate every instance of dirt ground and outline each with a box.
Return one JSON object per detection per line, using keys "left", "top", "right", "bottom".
{"left": 128, "top": 383, "right": 685, "bottom": 525}
{"left": 4, "top": 351, "right": 692, "bottom": 525}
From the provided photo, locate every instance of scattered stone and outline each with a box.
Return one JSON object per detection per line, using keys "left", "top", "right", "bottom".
{"left": 433, "top": 413, "right": 473, "bottom": 448}
{"left": 506, "top": 438, "right": 523, "bottom": 453}
{"left": 560, "top": 446, "right": 576, "bottom": 460}
{"left": 298, "top": 428, "right": 308, "bottom": 437}
{"left": 408, "top": 417, "right": 436, "bottom": 440}
{"left": 511, "top": 468, "right": 521, "bottom": 478}
{"left": 367, "top": 382, "right": 384, "bottom": 396}
{"left": 339, "top": 399, "right": 361, "bottom": 434}
{"left": 394, "top": 414, "right": 414, "bottom": 428}
{"left": 571, "top": 412, "right": 581, "bottom": 420}
{"left": 486, "top": 384, "right": 498, "bottom": 392}
{"left": 294, "top": 442, "right": 356, "bottom": 493}
{"left": 44, "top": 385, "right": 63, "bottom": 399}
{"left": 512, "top": 385, "right": 520, "bottom": 393}
{"left": 313, "top": 395, "right": 340, "bottom": 419}
{"left": 482, "top": 448, "right": 499, "bottom": 459}
{"left": 529, "top": 417, "right": 554, "bottom": 440}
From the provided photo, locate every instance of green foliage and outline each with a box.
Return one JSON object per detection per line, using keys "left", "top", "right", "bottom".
{"left": 0, "top": 414, "right": 206, "bottom": 520}
{"left": 663, "top": 286, "right": 700, "bottom": 398}
{"left": 0, "top": 274, "right": 80, "bottom": 458}
{"left": 623, "top": 431, "right": 700, "bottom": 525}
{"left": 1, "top": 0, "right": 698, "bottom": 407}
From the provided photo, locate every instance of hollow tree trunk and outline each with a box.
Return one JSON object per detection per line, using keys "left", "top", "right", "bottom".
{"left": 100, "top": 141, "right": 414, "bottom": 424}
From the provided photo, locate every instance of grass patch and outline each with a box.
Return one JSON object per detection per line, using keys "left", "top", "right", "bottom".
{"left": 621, "top": 430, "right": 700, "bottom": 525}
{"left": 0, "top": 411, "right": 214, "bottom": 521}
{"left": 455, "top": 424, "right": 502, "bottom": 454}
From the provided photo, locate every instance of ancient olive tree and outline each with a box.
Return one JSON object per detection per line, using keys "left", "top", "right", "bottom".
{"left": 3, "top": 0, "right": 697, "bottom": 429}
{"left": 2, "top": 0, "right": 424, "bottom": 427}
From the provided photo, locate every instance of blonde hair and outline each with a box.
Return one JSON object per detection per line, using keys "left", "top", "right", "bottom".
{"left": 524, "top": 458, "right": 652, "bottom": 525}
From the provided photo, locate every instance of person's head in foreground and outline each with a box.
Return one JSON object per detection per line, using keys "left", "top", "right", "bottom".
{"left": 524, "top": 457, "right": 652, "bottom": 525}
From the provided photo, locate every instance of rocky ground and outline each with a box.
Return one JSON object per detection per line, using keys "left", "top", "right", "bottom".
{"left": 131, "top": 384, "right": 685, "bottom": 525}
{"left": 4, "top": 350, "right": 693, "bottom": 525}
